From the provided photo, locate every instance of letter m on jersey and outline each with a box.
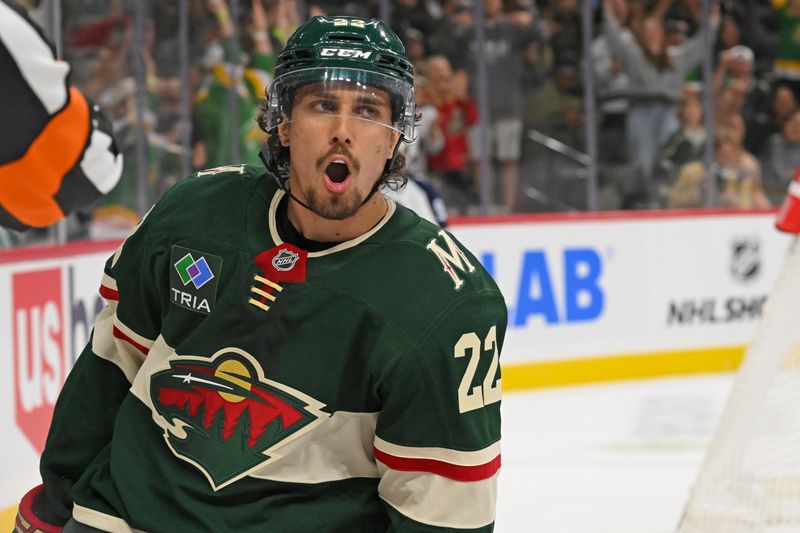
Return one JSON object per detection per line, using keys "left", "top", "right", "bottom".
{"left": 426, "top": 230, "right": 476, "bottom": 290}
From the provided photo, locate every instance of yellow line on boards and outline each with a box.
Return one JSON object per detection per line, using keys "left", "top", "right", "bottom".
{"left": 501, "top": 345, "right": 746, "bottom": 391}
{"left": 0, "top": 504, "right": 17, "bottom": 531}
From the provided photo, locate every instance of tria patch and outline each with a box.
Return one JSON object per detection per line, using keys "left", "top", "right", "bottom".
{"left": 170, "top": 246, "right": 222, "bottom": 314}
{"left": 149, "top": 347, "right": 328, "bottom": 490}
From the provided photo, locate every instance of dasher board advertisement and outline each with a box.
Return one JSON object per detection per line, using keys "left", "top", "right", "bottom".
{"left": 450, "top": 210, "right": 789, "bottom": 365}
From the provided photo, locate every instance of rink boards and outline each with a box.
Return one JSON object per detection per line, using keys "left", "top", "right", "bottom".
{"left": 0, "top": 209, "right": 789, "bottom": 518}
{"left": 450, "top": 209, "right": 789, "bottom": 387}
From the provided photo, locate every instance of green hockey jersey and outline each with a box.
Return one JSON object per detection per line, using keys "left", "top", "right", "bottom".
{"left": 40, "top": 164, "right": 506, "bottom": 532}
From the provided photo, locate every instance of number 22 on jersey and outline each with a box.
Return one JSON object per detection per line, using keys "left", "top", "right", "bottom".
{"left": 454, "top": 326, "right": 501, "bottom": 414}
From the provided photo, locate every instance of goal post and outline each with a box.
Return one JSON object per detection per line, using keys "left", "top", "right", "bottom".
{"left": 678, "top": 175, "right": 800, "bottom": 533}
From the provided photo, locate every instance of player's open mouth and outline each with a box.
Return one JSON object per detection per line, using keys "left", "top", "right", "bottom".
{"left": 324, "top": 160, "right": 351, "bottom": 193}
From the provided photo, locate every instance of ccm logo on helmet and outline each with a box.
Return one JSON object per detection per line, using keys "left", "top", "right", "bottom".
{"left": 320, "top": 48, "right": 373, "bottom": 59}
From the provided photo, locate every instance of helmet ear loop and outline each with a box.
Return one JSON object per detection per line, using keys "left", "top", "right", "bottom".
{"left": 384, "top": 136, "right": 404, "bottom": 180}
{"left": 260, "top": 145, "right": 289, "bottom": 191}
{"left": 381, "top": 109, "right": 417, "bottom": 188}
{"left": 260, "top": 123, "right": 292, "bottom": 192}
{"left": 371, "top": 135, "right": 405, "bottom": 197}
{"left": 262, "top": 86, "right": 294, "bottom": 192}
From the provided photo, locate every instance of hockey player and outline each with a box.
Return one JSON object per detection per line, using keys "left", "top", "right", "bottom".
{"left": 16, "top": 16, "right": 505, "bottom": 532}
{"left": 0, "top": 0, "right": 122, "bottom": 231}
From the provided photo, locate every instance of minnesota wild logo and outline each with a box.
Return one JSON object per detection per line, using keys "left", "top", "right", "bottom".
{"left": 149, "top": 347, "right": 327, "bottom": 490}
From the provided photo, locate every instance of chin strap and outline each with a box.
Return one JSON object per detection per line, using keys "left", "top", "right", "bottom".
{"left": 259, "top": 139, "right": 404, "bottom": 215}
{"left": 359, "top": 139, "right": 403, "bottom": 207}
{"left": 259, "top": 148, "right": 316, "bottom": 213}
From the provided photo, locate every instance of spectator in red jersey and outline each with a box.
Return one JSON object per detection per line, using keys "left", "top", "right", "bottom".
{"left": 425, "top": 55, "right": 479, "bottom": 214}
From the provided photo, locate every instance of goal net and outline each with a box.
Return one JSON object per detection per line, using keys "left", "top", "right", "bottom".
{"left": 678, "top": 235, "right": 800, "bottom": 533}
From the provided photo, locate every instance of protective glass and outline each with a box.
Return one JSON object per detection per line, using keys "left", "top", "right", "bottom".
{"left": 265, "top": 67, "right": 415, "bottom": 140}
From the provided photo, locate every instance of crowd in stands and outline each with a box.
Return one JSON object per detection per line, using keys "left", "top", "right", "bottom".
{"left": 14, "top": 0, "right": 800, "bottom": 237}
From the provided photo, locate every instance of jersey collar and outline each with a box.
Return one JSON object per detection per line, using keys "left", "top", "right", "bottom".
{"left": 268, "top": 189, "right": 396, "bottom": 257}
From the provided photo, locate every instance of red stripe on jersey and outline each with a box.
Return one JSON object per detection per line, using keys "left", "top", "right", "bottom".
{"left": 99, "top": 284, "right": 119, "bottom": 301}
{"left": 112, "top": 325, "right": 150, "bottom": 355}
{"left": 373, "top": 447, "right": 501, "bottom": 482}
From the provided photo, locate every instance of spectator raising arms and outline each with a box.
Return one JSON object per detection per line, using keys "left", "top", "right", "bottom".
{"left": 193, "top": 0, "right": 278, "bottom": 169}
{"left": 603, "top": 0, "right": 719, "bottom": 203}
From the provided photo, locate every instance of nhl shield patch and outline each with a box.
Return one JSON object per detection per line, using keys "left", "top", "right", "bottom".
{"left": 254, "top": 243, "right": 307, "bottom": 283}
{"left": 170, "top": 245, "right": 222, "bottom": 314}
{"left": 149, "top": 347, "right": 328, "bottom": 490}
{"left": 730, "top": 238, "right": 760, "bottom": 283}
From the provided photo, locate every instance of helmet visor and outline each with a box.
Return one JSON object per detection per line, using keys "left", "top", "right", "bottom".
{"left": 265, "top": 67, "right": 415, "bottom": 139}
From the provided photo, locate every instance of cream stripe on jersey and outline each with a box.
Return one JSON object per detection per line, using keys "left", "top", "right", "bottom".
{"left": 248, "top": 411, "right": 381, "bottom": 483}
{"left": 73, "top": 504, "right": 146, "bottom": 533}
{"left": 0, "top": 2, "right": 69, "bottom": 114}
{"left": 377, "top": 464, "right": 498, "bottom": 529}
{"left": 91, "top": 301, "right": 151, "bottom": 383}
{"left": 374, "top": 436, "right": 501, "bottom": 466}
{"left": 101, "top": 273, "right": 118, "bottom": 292}
{"left": 129, "top": 335, "right": 174, "bottom": 404}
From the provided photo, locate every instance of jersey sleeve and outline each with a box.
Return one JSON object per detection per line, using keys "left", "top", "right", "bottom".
{"left": 375, "top": 290, "right": 506, "bottom": 532}
{"left": 39, "top": 205, "right": 165, "bottom": 521}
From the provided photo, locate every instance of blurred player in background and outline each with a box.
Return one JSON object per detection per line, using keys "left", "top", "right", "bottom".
{"left": 0, "top": 0, "right": 122, "bottom": 232}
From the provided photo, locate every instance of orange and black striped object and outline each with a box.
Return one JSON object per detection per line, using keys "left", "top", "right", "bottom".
{"left": 0, "top": 0, "right": 122, "bottom": 231}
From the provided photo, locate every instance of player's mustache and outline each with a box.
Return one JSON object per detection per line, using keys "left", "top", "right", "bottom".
{"left": 316, "top": 145, "right": 360, "bottom": 173}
